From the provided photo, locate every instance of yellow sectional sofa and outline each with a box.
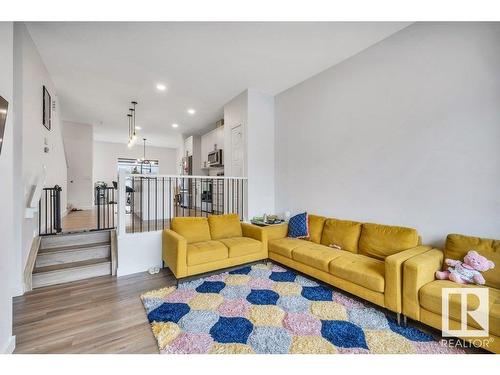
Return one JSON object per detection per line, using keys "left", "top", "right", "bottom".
{"left": 403, "top": 234, "right": 500, "bottom": 353}
{"left": 264, "top": 215, "right": 430, "bottom": 318}
{"left": 162, "top": 214, "right": 267, "bottom": 278}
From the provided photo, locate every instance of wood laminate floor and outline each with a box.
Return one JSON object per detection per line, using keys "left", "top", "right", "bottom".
{"left": 13, "top": 262, "right": 484, "bottom": 354}
{"left": 61, "top": 208, "right": 212, "bottom": 233}
{"left": 13, "top": 269, "right": 176, "bottom": 353}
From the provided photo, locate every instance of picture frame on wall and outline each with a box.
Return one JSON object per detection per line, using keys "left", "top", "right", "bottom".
{"left": 42, "top": 85, "right": 51, "bottom": 130}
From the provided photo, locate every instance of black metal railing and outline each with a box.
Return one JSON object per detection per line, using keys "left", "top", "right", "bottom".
{"left": 95, "top": 186, "right": 116, "bottom": 230}
{"left": 38, "top": 185, "right": 62, "bottom": 236}
{"left": 125, "top": 175, "right": 247, "bottom": 233}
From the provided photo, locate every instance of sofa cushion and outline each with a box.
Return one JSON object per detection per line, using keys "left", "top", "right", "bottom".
{"left": 269, "top": 238, "right": 311, "bottom": 258}
{"left": 171, "top": 217, "right": 211, "bottom": 244}
{"left": 187, "top": 240, "right": 228, "bottom": 266}
{"left": 320, "top": 218, "right": 362, "bottom": 253}
{"left": 208, "top": 214, "right": 242, "bottom": 240}
{"left": 358, "top": 223, "right": 419, "bottom": 260}
{"left": 287, "top": 212, "right": 309, "bottom": 238}
{"left": 308, "top": 215, "right": 326, "bottom": 244}
{"left": 445, "top": 234, "right": 500, "bottom": 289}
{"left": 419, "top": 280, "right": 499, "bottom": 337}
{"left": 292, "top": 243, "right": 344, "bottom": 272}
{"left": 218, "top": 237, "right": 262, "bottom": 258}
{"left": 329, "top": 253, "right": 385, "bottom": 293}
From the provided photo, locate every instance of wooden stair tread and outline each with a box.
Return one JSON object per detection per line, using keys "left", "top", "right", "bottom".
{"left": 39, "top": 241, "right": 110, "bottom": 254}
{"left": 33, "top": 257, "right": 111, "bottom": 274}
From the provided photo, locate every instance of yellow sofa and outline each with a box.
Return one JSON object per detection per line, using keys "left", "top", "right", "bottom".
{"left": 403, "top": 233, "right": 499, "bottom": 353}
{"left": 264, "top": 215, "right": 429, "bottom": 318}
{"left": 162, "top": 214, "right": 267, "bottom": 279}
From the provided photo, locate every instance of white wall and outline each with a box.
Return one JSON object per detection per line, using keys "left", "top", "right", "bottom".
{"left": 247, "top": 90, "right": 275, "bottom": 218}
{"left": 0, "top": 21, "right": 16, "bottom": 354}
{"left": 223, "top": 89, "right": 275, "bottom": 219}
{"left": 117, "top": 231, "right": 163, "bottom": 277}
{"left": 275, "top": 22, "right": 500, "bottom": 246}
{"left": 63, "top": 121, "right": 94, "bottom": 209}
{"left": 93, "top": 140, "right": 178, "bottom": 186}
{"left": 15, "top": 23, "right": 68, "bottom": 272}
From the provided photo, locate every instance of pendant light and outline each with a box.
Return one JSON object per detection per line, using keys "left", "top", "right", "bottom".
{"left": 137, "top": 138, "right": 151, "bottom": 164}
{"left": 126, "top": 100, "right": 138, "bottom": 147}
{"left": 131, "top": 101, "right": 138, "bottom": 143}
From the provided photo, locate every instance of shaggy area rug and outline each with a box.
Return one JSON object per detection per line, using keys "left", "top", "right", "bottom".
{"left": 141, "top": 262, "right": 464, "bottom": 354}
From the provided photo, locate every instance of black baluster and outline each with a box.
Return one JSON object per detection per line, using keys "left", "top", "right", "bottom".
{"left": 147, "top": 177, "right": 150, "bottom": 232}
{"left": 155, "top": 177, "right": 158, "bottom": 231}
{"left": 168, "top": 177, "right": 171, "bottom": 228}
{"left": 162, "top": 177, "right": 165, "bottom": 230}
{"left": 97, "top": 187, "right": 101, "bottom": 230}
{"left": 140, "top": 177, "right": 143, "bottom": 232}
{"left": 38, "top": 198, "right": 41, "bottom": 235}
{"left": 131, "top": 177, "right": 135, "bottom": 233}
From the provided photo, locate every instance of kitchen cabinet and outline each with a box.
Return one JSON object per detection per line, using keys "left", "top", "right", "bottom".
{"left": 184, "top": 135, "right": 202, "bottom": 175}
{"left": 184, "top": 136, "right": 193, "bottom": 156}
{"left": 201, "top": 125, "right": 224, "bottom": 168}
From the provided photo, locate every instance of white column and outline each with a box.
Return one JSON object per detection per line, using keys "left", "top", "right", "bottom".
{"left": 117, "top": 169, "right": 127, "bottom": 236}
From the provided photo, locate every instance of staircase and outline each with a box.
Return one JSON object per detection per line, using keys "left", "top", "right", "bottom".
{"left": 32, "top": 230, "right": 114, "bottom": 289}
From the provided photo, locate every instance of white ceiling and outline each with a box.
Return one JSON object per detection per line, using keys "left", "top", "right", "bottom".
{"left": 26, "top": 22, "right": 410, "bottom": 148}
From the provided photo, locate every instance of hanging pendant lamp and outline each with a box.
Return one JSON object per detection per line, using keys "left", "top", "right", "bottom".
{"left": 126, "top": 100, "right": 138, "bottom": 147}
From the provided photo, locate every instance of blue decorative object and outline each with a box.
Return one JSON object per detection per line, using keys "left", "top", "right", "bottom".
{"left": 387, "top": 317, "right": 434, "bottom": 342}
{"left": 210, "top": 317, "right": 253, "bottom": 344}
{"left": 147, "top": 302, "right": 190, "bottom": 323}
{"left": 321, "top": 320, "right": 368, "bottom": 349}
{"left": 196, "top": 281, "right": 226, "bottom": 294}
{"left": 246, "top": 289, "right": 279, "bottom": 305}
{"left": 229, "top": 266, "right": 252, "bottom": 275}
{"left": 287, "top": 212, "right": 309, "bottom": 238}
{"left": 269, "top": 270, "right": 297, "bottom": 282}
{"left": 302, "top": 286, "right": 333, "bottom": 301}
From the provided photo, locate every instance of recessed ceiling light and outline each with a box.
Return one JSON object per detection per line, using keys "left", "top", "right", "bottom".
{"left": 135, "top": 126, "right": 142, "bottom": 130}
{"left": 187, "top": 108, "right": 196, "bottom": 115}
{"left": 156, "top": 83, "right": 167, "bottom": 91}
{"left": 172, "top": 123, "right": 179, "bottom": 128}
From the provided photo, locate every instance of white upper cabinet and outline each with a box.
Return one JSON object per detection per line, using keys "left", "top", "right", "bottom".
{"left": 201, "top": 125, "right": 224, "bottom": 168}
{"left": 184, "top": 136, "right": 193, "bottom": 156}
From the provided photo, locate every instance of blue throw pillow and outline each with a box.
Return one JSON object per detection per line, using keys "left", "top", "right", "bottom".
{"left": 287, "top": 212, "right": 309, "bottom": 238}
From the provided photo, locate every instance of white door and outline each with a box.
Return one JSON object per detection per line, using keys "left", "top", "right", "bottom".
{"left": 231, "top": 125, "right": 244, "bottom": 177}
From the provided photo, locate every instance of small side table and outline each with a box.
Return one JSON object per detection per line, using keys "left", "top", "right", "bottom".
{"left": 250, "top": 219, "right": 286, "bottom": 227}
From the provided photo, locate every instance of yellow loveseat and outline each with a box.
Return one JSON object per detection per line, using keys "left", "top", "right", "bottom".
{"left": 265, "top": 215, "right": 429, "bottom": 318}
{"left": 403, "top": 233, "right": 500, "bottom": 353}
{"left": 162, "top": 214, "right": 267, "bottom": 279}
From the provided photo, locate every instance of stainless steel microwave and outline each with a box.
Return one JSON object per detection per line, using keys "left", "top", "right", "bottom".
{"left": 208, "top": 149, "right": 223, "bottom": 166}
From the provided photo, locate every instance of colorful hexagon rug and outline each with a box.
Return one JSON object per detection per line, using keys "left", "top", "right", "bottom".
{"left": 140, "top": 262, "right": 464, "bottom": 354}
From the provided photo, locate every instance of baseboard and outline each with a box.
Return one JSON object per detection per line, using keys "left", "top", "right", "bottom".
{"left": 1, "top": 335, "right": 16, "bottom": 354}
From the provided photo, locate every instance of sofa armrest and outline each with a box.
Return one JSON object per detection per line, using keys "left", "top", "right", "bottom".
{"left": 162, "top": 229, "right": 188, "bottom": 278}
{"left": 242, "top": 223, "right": 267, "bottom": 242}
{"left": 262, "top": 223, "right": 288, "bottom": 241}
{"left": 403, "top": 249, "right": 444, "bottom": 320}
{"left": 384, "top": 245, "right": 432, "bottom": 313}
